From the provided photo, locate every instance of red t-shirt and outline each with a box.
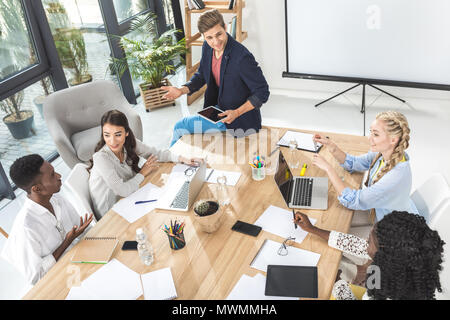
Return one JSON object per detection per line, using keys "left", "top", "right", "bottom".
{"left": 212, "top": 51, "right": 223, "bottom": 87}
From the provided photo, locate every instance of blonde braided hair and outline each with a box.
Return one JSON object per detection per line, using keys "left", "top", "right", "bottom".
{"left": 364, "top": 111, "right": 410, "bottom": 187}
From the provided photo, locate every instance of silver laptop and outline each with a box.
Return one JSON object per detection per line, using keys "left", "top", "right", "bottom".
{"left": 156, "top": 162, "right": 206, "bottom": 212}
{"left": 274, "top": 151, "right": 328, "bottom": 210}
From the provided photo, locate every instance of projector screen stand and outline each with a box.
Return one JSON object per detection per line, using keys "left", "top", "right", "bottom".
{"left": 315, "top": 83, "right": 406, "bottom": 135}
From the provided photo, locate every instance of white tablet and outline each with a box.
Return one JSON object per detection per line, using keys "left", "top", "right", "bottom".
{"left": 197, "top": 106, "right": 225, "bottom": 124}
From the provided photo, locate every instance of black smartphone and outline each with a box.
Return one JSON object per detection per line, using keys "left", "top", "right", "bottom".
{"left": 231, "top": 220, "right": 262, "bottom": 237}
{"left": 121, "top": 241, "right": 138, "bottom": 251}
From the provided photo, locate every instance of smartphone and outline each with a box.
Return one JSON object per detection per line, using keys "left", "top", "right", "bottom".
{"left": 197, "top": 106, "right": 225, "bottom": 124}
{"left": 121, "top": 241, "right": 138, "bottom": 251}
{"left": 231, "top": 220, "right": 262, "bottom": 237}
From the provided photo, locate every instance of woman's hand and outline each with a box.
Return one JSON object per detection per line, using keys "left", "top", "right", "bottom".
{"left": 179, "top": 156, "right": 204, "bottom": 166}
{"left": 140, "top": 154, "right": 159, "bottom": 176}
{"left": 218, "top": 109, "right": 240, "bottom": 124}
{"left": 313, "top": 134, "right": 336, "bottom": 153}
{"left": 162, "top": 86, "right": 184, "bottom": 100}
{"left": 293, "top": 211, "right": 315, "bottom": 233}
{"left": 312, "top": 154, "right": 332, "bottom": 172}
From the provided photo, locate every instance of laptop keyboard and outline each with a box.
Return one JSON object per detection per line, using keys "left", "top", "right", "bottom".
{"left": 170, "top": 181, "right": 190, "bottom": 209}
{"left": 292, "top": 178, "right": 313, "bottom": 207}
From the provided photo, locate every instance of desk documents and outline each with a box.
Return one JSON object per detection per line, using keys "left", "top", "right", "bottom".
{"left": 227, "top": 273, "right": 297, "bottom": 300}
{"left": 250, "top": 239, "right": 321, "bottom": 273}
{"left": 277, "top": 130, "right": 322, "bottom": 152}
{"left": 254, "top": 205, "right": 317, "bottom": 244}
{"left": 205, "top": 169, "right": 242, "bottom": 186}
{"left": 112, "top": 183, "right": 161, "bottom": 223}
{"left": 141, "top": 267, "right": 177, "bottom": 300}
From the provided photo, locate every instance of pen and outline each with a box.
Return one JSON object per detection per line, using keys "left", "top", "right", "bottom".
{"left": 300, "top": 163, "right": 307, "bottom": 176}
{"left": 206, "top": 169, "right": 215, "bottom": 182}
{"left": 135, "top": 199, "right": 157, "bottom": 205}
{"left": 292, "top": 209, "right": 297, "bottom": 229}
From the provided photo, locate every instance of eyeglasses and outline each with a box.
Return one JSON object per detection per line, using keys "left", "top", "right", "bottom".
{"left": 277, "top": 236, "right": 296, "bottom": 256}
{"left": 184, "top": 166, "right": 197, "bottom": 177}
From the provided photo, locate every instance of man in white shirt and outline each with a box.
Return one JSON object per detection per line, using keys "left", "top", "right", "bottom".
{"left": 1, "top": 154, "right": 93, "bottom": 285}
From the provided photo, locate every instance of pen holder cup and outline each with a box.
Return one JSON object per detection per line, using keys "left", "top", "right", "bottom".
{"left": 167, "top": 232, "right": 185, "bottom": 250}
{"left": 252, "top": 167, "right": 266, "bottom": 181}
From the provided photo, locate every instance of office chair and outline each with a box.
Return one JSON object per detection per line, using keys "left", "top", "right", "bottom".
{"left": 43, "top": 80, "right": 143, "bottom": 169}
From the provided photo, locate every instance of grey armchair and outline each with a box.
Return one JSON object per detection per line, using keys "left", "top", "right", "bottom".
{"left": 43, "top": 80, "right": 143, "bottom": 169}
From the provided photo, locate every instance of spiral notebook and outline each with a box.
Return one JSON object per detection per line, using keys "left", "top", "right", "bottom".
{"left": 71, "top": 237, "right": 118, "bottom": 264}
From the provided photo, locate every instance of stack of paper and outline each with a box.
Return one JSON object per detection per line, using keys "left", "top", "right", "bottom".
{"left": 205, "top": 169, "right": 242, "bottom": 186}
{"left": 112, "top": 183, "right": 161, "bottom": 223}
{"left": 254, "top": 205, "right": 317, "bottom": 244}
{"left": 250, "top": 239, "right": 321, "bottom": 273}
{"left": 66, "top": 259, "right": 143, "bottom": 300}
{"left": 66, "top": 260, "right": 178, "bottom": 300}
{"left": 226, "top": 273, "right": 297, "bottom": 300}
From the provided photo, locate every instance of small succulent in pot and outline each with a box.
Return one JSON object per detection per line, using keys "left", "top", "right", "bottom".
{"left": 194, "top": 200, "right": 219, "bottom": 217}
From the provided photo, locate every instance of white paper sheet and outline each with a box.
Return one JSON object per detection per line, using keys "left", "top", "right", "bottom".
{"left": 277, "top": 130, "right": 322, "bottom": 152}
{"left": 205, "top": 169, "right": 242, "bottom": 186}
{"left": 254, "top": 205, "right": 317, "bottom": 244}
{"left": 226, "top": 273, "right": 297, "bottom": 300}
{"left": 112, "top": 183, "right": 161, "bottom": 223}
{"left": 80, "top": 259, "right": 143, "bottom": 300}
{"left": 65, "top": 286, "right": 97, "bottom": 300}
{"left": 141, "top": 267, "right": 178, "bottom": 300}
{"left": 250, "top": 239, "right": 321, "bottom": 273}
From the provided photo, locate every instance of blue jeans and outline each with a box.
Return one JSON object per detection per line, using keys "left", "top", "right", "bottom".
{"left": 170, "top": 115, "right": 227, "bottom": 147}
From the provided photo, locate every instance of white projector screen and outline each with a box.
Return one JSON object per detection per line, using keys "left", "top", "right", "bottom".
{"left": 284, "top": 0, "right": 450, "bottom": 90}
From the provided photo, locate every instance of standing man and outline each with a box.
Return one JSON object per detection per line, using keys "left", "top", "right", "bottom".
{"left": 2, "top": 154, "right": 93, "bottom": 285}
{"left": 163, "top": 9, "right": 270, "bottom": 146}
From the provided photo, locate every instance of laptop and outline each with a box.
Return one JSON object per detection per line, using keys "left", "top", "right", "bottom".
{"left": 156, "top": 162, "right": 206, "bottom": 212}
{"left": 274, "top": 150, "right": 328, "bottom": 210}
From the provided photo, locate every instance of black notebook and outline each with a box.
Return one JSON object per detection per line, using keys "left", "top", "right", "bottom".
{"left": 265, "top": 265, "right": 318, "bottom": 298}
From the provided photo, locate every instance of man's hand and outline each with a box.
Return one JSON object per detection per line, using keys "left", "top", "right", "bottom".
{"left": 162, "top": 86, "right": 185, "bottom": 100}
{"left": 218, "top": 109, "right": 240, "bottom": 124}
{"left": 65, "top": 213, "right": 94, "bottom": 243}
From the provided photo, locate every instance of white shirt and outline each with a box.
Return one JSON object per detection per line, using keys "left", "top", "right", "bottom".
{"left": 88, "top": 139, "right": 179, "bottom": 218}
{"left": 1, "top": 193, "right": 87, "bottom": 285}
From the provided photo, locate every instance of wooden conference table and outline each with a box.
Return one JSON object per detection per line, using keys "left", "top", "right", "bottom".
{"left": 24, "top": 126, "right": 369, "bottom": 300}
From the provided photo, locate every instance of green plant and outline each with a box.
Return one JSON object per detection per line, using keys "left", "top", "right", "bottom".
{"left": 194, "top": 200, "right": 219, "bottom": 217}
{"left": 111, "top": 13, "right": 187, "bottom": 89}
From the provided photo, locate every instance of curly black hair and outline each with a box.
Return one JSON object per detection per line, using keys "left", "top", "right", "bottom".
{"left": 9, "top": 154, "right": 44, "bottom": 194}
{"left": 367, "top": 211, "right": 445, "bottom": 300}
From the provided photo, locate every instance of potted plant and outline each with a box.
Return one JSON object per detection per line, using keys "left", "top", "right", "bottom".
{"left": 193, "top": 200, "right": 224, "bottom": 233}
{"left": 33, "top": 78, "right": 52, "bottom": 120}
{"left": 111, "top": 13, "right": 187, "bottom": 111}
{"left": 0, "top": 88, "right": 34, "bottom": 140}
{"left": 45, "top": 1, "right": 92, "bottom": 86}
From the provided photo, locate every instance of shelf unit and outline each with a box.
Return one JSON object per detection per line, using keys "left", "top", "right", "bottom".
{"left": 184, "top": 0, "right": 247, "bottom": 105}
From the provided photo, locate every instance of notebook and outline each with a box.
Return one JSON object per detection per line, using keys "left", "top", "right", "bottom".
{"left": 141, "top": 267, "right": 178, "bottom": 300}
{"left": 71, "top": 237, "right": 118, "bottom": 264}
{"left": 265, "top": 265, "right": 318, "bottom": 298}
{"left": 277, "top": 130, "right": 322, "bottom": 153}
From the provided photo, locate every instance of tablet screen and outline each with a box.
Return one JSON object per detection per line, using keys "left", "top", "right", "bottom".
{"left": 198, "top": 107, "right": 224, "bottom": 123}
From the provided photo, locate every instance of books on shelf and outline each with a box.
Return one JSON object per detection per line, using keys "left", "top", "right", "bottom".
{"left": 71, "top": 236, "right": 118, "bottom": 264}
{"left": 227, "top": 16, "right": 237, "bottom": 38}
{"left": 228, "top": 0, "right": 235, "bottom": 10}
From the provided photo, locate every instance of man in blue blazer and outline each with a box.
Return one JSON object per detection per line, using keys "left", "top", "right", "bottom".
{"left": 162, "top": 9, "right": 270, "bottom": 147}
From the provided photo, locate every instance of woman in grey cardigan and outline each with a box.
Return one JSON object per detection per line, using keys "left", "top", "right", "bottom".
{"left": 88, "top": 110, "right": 199, "bottom": 219}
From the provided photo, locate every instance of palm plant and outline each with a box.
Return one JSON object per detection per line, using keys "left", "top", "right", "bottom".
{"left": 111, "top": 13, "right": 187, "bottom": 89}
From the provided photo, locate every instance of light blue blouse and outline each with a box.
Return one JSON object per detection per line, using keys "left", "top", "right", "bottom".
{"left": 338, "top": 152, "right": 420, "bottom": 222}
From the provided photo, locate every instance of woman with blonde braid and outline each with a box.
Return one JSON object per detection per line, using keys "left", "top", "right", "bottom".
{"left": 312, "top": 111, "right": 420, "bottom": 239}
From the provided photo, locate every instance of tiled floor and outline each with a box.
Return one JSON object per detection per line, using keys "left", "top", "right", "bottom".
{"left": 1, "top": 73, "right": 449, "bottom": 299}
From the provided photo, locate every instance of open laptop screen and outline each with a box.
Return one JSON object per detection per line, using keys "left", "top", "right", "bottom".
{"left": 274, "top": 151, "right": 294, "bottom": 205}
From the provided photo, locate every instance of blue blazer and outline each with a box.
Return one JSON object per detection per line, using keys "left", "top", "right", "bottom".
{"left": 185, "top": 34, "right": 270, "bottom": 133}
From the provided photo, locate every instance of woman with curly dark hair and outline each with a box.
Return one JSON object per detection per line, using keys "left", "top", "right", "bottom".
{"left": 294, "top": 211, "right": 445, "bottom": 300}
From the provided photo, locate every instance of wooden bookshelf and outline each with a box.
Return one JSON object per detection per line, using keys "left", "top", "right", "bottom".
{"left": 184, "top": 0, "right": 247, "bottom": 105}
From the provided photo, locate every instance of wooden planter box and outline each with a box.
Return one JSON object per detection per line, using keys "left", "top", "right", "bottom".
{"left": 139, "top": 78, "right": 176, "bottom": 112}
